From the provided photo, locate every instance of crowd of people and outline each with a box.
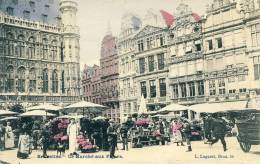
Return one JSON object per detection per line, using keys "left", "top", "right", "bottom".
{"left": 0, "top": 112, "right": 234, "bottom": 159}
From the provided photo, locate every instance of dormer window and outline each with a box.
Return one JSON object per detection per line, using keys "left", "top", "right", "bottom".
{"left": 29, "top": 1, "right": 35, "bottom": 8}
{"left": 6, "top": 7, "right": 14, "bottom": 16}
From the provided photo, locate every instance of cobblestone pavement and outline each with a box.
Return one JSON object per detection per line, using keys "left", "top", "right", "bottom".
{"left": 0, "top": 137, "right": 259, "bottom": 164}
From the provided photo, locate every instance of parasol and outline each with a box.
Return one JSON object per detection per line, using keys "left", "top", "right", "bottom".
{"left": 27, "top": 103, "right": 62, "bottom": 111}
{"left": 20, "top": 110, "right": 56, "bottom": 117}
{"left": 157, "top": 103, "right": 189, "bottom": 113}
{"left": 0, "top": 116, "right": 19, "bottom": 121}
{"left": 0, "top": 110, "right": 18, "bottom": 116}
{"left": 62, "top": 100, "right": 108, "bottom": 115}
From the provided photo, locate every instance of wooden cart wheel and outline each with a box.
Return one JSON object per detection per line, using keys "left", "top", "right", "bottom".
{"left": 239, "top": 141, "right": 251, "bottom": 153}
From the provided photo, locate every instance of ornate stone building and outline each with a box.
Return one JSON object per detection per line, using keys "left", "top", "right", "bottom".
{"left": 117, "top": 13, "right": 141, "bottom": 121}
{"left": 168, "top": 3, "right": 204, "bottom": 106}
{"left": 0, "top": 0, "right": 80, "bottom": 105}
{"left": 133, "top": 24, "right": 170, "bottom": 112}
{"left": 100, "top": 30, "right": 120, "bottom": 122}
{"left": 82, "top": 64, "right": 101, "bottom": 105}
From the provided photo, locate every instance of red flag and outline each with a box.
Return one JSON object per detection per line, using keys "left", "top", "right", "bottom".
{"left": 160, "top": 10, "right": 174, "bottom": 28}
{"left": 192, "top": 13, "right": 201, "bottom": 22}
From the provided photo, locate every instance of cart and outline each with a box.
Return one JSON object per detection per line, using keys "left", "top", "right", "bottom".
{"left": 234, "top": 109, "right": 260, "bottom": 152}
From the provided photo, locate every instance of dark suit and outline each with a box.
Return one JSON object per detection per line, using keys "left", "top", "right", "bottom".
{"left": 41, "top": 127, "right": 50, "bottom": 157}
{"left": 107, "top": 125, "right": 117, "bottom": 158}
{"left": 211, "top": 118, "right": 227, "bottom": 151}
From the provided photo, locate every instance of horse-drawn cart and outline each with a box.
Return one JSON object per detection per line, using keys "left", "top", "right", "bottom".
{"left": 234, "top": 109, "right": 260, "bottom": 152}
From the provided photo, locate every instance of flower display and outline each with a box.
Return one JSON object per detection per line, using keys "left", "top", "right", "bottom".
{"left": 135, "top": 118, "right": 151, "bottom": 126}
{"left": 76, "top": 135, "right": 94, "bottom": 150}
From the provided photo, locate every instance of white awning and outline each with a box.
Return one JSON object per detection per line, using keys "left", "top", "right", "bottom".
{"left": 189, "top": 101, "right": 248, "bottom": 113}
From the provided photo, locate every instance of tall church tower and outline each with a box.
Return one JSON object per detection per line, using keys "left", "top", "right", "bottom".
{"left": 60, "top": 0, "right": 80, "bottom": 97}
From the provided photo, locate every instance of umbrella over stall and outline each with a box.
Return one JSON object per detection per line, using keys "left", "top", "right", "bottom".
{"left": 0, "top": 116, "right": 19, "bottom": 121}
{"left": 0, "top": 110, "right": 18, "bottom": 116}
{"left": 27, "top": 103, "right": 62, "bottom": 111}
{"left": 157, "top": 103, "right": 189, "bottom": 114}
{"left": 20, "top": 110, "right": 56, "bottom": 117}
{"left": 62, "top": 100, "right": 108, "bottom": 115}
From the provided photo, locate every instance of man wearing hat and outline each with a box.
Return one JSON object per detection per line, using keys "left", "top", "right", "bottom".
{"left": 120, "top": 122, "right": 129, "bottom": 151}
{"left": 182, "top": 118, "right": 192, "bottom": 152}
{"left": 210, "top": 113, "right": 228, "bottom": 151}
{"left": 41, "top": 122, "right": 51, "bottom": 158}
{"left": 107, "top": 119, "right": 117, "bottom": 158}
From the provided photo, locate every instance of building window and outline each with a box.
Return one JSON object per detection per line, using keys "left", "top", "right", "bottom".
{"left": 51, "top": 40, "right": 58, "bottom": 61}
{"left": 209, "top": 80, "right": 216, "bottom": 95}
{"left": 6, "top": 66, "right": 14, "bottom": 92}
{"left": 52, "top": 70, "right": 58, "bottom": 93}
{"left": 216, "top": 38, "right": 222, "bottom": 49}
{"left": 195, "top": 43, "right": 201, "bottom": 51}
{"left": 180, "top": 83, "right": 186, "bottom": 98}
{"left": 229, "top": 89, "right": 236, "bottom": 94}
{"left": 44, "top": 4, "right": 50, "bottom": 11}
{"left": 198, "top": 80, "right": 204, "bottom": 96}
{"left": 239, "top": 88, "right": 247, "bottom": 93}
{"left": 188, "top": 82, "right": 195, "bottom": 97}
{"left": 17, "top": 35, "right": 25, "bottom": 57}
{"left": 207, "top": 40, "right": 213, "bottom": 50}
{"left": 148, "top": 56, "right": 154, "bottom": 72}
{"left": 6, "top": 33, "right": 14, "bottom": 56}
{"left": 6, "top": 7, "right": 14, "bottom": 15}
{"left": 29, "top": 1, "right": 35, "bottom": 8}
{"left": 251, "top": 24, "right": 260, "bottom": 47}
{"left": 29, "top": 68, "right": 36, "bottom": 93}
{"left": 159, "top": 34, "right": 165, "bottom": 46}
{"left": 23, "top": 10, "right": 30, "bottom": 19}
{"left": 150, "top": 80, "right": 156, "bottom": 98}
{"left": 42, "top": 38, "right": 48, "bottom": 59}
{"left": 253, "top": 56, "right": 260, "bottom": 80}
{"left": 146, "top": 37, "right": 153, "bottom": 50}
{"left": 140, "top": 81, "right": 147, "bottom": 98}
{"left": 172, "top": 84, "right": 178, "bottom": 99}
{"left": 159, "top": 78, "right": 166, "bottom": 97}
{"left": 17, "top": 67, "right": 26, "bottom": 93}
{"left": 137, "top": 40, "right": 144, "bottom": 52}
{"left": 139, "top": 58, "right": 145, "bottom": 74}
{"left": 218, "top": 78, "right": 225, "bottom": 95}
{"left": 157, "top": 53, "right": 165, "bottom": 70}
{"left": 28, "top": 37, "right": 35, "bottom": 58}
{"left": 41, "top": 14, "right": 48, "bottom": 23}
{"left": 42, "top": 69, "right": 48, "bottom": 93}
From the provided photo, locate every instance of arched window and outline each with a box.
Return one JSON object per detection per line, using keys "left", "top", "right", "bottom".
{"left": 60, "top": 42, "right": 64, "bottom": 62}
{"left": 42, "top": 38, "right": 48, "bottom": 59}
{"left": 17, "top": 35, "right": 25, "bottom": 57}
{"left": 17, "top": 67, "right": 26, "bottom": 93}
{"left": 28, "top": 37, "right": 35, "bottom": 58}
{"left": 51, "top": 40, "right": 57, "bottom": 61}
{"left": 42, "top": 69, "right": 48, "bottom": 93}
{"left": 29, "top": 68, "right": 36, "bottom": 93}
{"left": 61, "top": 70, "right": 65, "bottom": 94}
{"left": 6, "top": 33, "right": 14, "bottom": 56}
{"left": 52, "top": 70, "right": 58, "bottom": 93}
{"left": 6, "top": 66, "right": 14, "bottom": 92}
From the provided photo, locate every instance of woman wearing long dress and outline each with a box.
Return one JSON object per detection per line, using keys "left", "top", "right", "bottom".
{"left": 171, "top": 120, "right": 184, "bottom": 146}
{"left": 17, "top": 131, "right": 31, "bottom": 159}
{"left": 67, "top": 119, "right": 78, "bottom": 155}
{"left": 5, "top": 122, "right": 14, "bottom": 149}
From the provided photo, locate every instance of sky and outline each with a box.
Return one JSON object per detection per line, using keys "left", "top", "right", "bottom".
{"left": 77, "top": 0, "right": 209, "bottom": 70}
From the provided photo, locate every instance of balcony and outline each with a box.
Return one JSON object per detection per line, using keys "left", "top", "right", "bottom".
{"left": 170, "top": 52, "right": 203, "bottom": 64}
